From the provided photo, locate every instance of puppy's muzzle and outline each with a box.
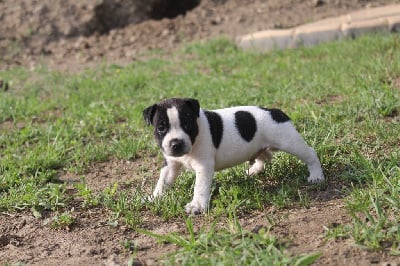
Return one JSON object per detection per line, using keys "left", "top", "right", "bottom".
{"left": 169, "top": 138, "right": 188, "bottom": 157}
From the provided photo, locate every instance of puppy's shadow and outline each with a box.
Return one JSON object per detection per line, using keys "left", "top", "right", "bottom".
{"left": 210, "top": 155, "right": 350, "bottom": 211}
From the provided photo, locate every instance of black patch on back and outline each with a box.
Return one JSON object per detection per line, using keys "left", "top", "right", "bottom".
{"left": 235, "top": 111, "right": 257, "bottom": 142}
{"left": 204, "top": 111, "right": 223, "bottom": 149}
{"left": 260, "top": 107, "right": 290, "bottom": 123}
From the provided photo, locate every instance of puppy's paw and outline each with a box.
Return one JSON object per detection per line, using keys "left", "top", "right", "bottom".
{"left": 185, "top": 201, "right": 207, "bottom": 215}
{"left": 307, "top": 174, "right": 325, "bottom": 183}
{"left": 247, "top": 165, "right": 263, "bottom": 176}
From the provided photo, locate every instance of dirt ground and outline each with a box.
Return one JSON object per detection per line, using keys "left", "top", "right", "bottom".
{"left": 1, "top": 0, "right": 400, "bottom": 265}
{"left": 1, "top": 0, "right": 399, "bottom": 71}
{"left": 2, "top": 159, "right": 398, "bottom": 265}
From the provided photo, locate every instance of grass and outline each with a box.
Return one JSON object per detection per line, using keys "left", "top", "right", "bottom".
{"left": 48, "top": 211, "right": 75, "bottom": 229}
{"left": 139, "top": 216, "right": 322, "bottom": 265}
{"left": 1, "top": 33, "right": 400, "bottom": 263}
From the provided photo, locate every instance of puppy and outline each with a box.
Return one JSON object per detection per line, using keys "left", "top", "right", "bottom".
{"left": 143, "top": 98, "right": 324, "bottom": 215}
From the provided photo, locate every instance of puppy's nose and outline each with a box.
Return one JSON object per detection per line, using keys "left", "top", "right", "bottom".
{"left": 170, "top": 139, "right": 184, "bottom": 152}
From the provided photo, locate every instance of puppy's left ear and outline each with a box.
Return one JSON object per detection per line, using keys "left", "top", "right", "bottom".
{"left": 184, "top": 98, "right": 200, "bottom": 117}
{"left": 143, "top": 104, "right": 157, "bottom": 126}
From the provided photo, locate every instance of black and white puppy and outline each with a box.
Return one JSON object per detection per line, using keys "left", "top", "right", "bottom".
{"left": 143, "top": 98, "right": 324, "bottom": 215}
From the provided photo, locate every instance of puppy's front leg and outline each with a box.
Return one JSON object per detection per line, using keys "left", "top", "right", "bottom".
{"left": 185, "top": 163, "right": 214, "bottom": 215}
{"left": 152, "top": 160, "right": 182, "bottom": 199}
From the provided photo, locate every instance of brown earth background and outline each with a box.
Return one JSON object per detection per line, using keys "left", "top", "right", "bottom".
{"left": 2, "top": 0, "right": 399, "bottom": 71}
{"left": 1, "top": 0, "right": 400, "bottom": 265}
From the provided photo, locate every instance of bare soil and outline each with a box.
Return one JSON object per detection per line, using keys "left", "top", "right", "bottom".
{"left": 1, "top": 0, "right": 398, "bottom": 71}
{"left": 2, "top": 158, "right": 399, "bottom": 265}
{"left": 1, "top": 0, "right": 400, "bottom": 265}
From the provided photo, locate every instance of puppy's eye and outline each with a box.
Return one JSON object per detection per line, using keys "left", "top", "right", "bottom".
{"left": 157, "top": 125, "right": 167, "bottom": 133}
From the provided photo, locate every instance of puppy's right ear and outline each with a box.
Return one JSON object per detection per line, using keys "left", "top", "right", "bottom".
{"left": 184, "top": 98, "right": 200, "bottom": 117}
{"left": 143, "top": 104, "right": 157, "bottom": 126}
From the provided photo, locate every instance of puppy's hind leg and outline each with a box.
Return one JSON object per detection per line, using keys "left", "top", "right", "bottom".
{"left": 247, "top": 148, "right": 273, "bottom": 176}
{"left": 272, "top": 124, "right": 324, "bottom": 183}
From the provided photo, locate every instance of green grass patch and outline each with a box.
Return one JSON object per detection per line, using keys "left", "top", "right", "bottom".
{"left": 1, "top": 33, "right": 400, "bottom": 260}
{"left": 140, "top": 217, "right": 321, "bottom": 265}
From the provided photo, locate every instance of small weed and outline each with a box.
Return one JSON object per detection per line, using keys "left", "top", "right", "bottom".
{"left": 212, "top": 185, "right": 246, "bottom": 217}
{"left": 297, "top": 189, "right": 311, "bottom": 209}
{"left": 121, "top": 239, "right": 138, "bottom": 253}
{"left": 74, "top": 177, "right": 99, "bottom": 208}
{"left": 325, "top": 223, "right": 350, "bottom": 240}
{"left": 100, "top": 184, "right": 144, "bottom": 228}
{"left": 48, "top": 211, "right": 75, "bottom": 229}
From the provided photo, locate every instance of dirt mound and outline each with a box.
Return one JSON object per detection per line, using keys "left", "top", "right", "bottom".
{"left": 1, "top": 0, "right": 397, "bottom": 71}
{"left": 0, "top": 0, "right": 198, "bottom": 40}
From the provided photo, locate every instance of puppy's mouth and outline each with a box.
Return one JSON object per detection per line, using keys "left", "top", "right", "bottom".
{"left": 167, "top": 149, "right": 189, "bottom": 157}
{"left": 164, "top": 139, "right": 191, "bottom": 157}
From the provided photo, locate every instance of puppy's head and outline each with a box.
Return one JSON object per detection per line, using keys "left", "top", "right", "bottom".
{"left": 143, "top": 98, "right": 200, "bottom": 157}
